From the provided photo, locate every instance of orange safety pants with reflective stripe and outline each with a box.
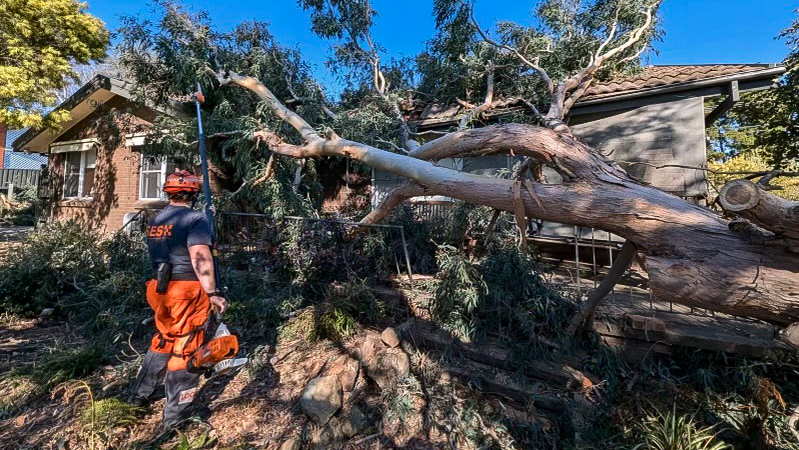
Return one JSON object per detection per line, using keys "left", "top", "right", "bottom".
{"left": 146, "top": 279, "right": 210, "bottom": 371}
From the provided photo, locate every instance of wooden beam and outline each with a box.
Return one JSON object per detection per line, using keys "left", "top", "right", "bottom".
{"left": 705, "top": 80, "right": 740, "bottom": 127}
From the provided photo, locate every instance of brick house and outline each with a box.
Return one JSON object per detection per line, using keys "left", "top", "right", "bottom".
{"left": 12, "top": 75, "right": 216, "bottom": 232}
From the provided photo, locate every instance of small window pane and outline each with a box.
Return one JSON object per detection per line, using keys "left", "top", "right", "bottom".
{"left": 166, "top": 161, "right": 178, "bottom": 175}
{"left": 82, "top": 167, "right": 95, "bottom": 197}
{"left": 142, "top": 157, "right": 160, "bottom": 171}
{"left": 63, "top": 153, "right": 81, "bottom": 198}
{"left": 84, "top": 148, "right": 97, "bottom": 169}
{"left": 142, "top": 172, "right": 161, "bottom": 199}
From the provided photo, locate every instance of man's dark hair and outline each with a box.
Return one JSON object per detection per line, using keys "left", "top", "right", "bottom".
{"left": 167, "top": 191, "right": 195, "bottom": 203}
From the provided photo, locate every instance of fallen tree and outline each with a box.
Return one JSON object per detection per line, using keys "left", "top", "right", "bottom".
{"left": 121, "top": 0, "right": 798, "bottom": 329}
{"left": 211, "top": 66, "right": 799, "bottom": 326}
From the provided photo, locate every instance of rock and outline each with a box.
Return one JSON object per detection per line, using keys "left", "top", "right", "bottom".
{"left": 340, "top": 406, "right": 368, "bottom": 438}
{"left": 300, "top": 375, "right": 342, "bottom": 425}
{"left": 328, "top": 355, "right": 360, "bottom": 392}
{"left": 368, "top": 348, "right": 410, "bottom": 390}
{"left": 359, "top": 334, "right": 383, "bottom": 362}
{"left": 381, "top": 327, "right": 401, "bottom": 348}
{"left": 781, "top": 323, "right": 799, "bottom": 350}
{"left": 278, "top": 438, "right": 301, "bottom": 450}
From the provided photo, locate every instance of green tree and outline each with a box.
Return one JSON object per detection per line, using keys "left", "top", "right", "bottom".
{"left": 715, "top": 12, "right": 799, "bottom": 168}
{"left": 0, "top": 0, "right": 109, "bottom": 129}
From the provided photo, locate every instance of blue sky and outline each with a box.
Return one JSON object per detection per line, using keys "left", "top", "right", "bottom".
{"left": 88, "top": 0, "right": 796, "bottom": 78}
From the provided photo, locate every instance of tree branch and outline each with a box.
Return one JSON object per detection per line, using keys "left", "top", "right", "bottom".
{"left": 208, "top": 68, "right": 321, "bottom": 142}
{"left": 467, "top": 3, "right": 554, "bottom": 95}
{"left": 283, "top": 75, "right": 338, "bottom": 120}
{"left": 566, "top": 241, "right": 637, "bottom": 335}
{"left": 361, "top": 182, "right": 429, "bottom": 224}
{"left": 459, "top": 61, "right": 496, "bottom": 129}
{"left": 548, "top": 1, "right": 660, "bottom": 121}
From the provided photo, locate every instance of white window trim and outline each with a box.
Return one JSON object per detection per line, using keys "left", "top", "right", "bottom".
{"left": 50, "top": 138, "right": 100, "bottom": 154}
{"left": 61, "top": 148, "right": 96, "bottom": 200}
{"left": 138, "top": 154, "right": 170, "bottom": 201}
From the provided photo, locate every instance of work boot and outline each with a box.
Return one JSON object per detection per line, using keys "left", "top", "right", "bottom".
{"left": 163, "top": 369, "right": 201, "bottom": 429}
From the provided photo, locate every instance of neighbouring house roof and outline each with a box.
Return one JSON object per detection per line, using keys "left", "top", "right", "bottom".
{"left": 3, "top": 150, "right": 47, "bottom": 169}
{"left": 2, "top": 128, "right": 46, "bottom": 169}
{"left": 3, "top": 128, "right": 28, "bottom": 149}
{"left": 406, "top": 64, "right": 785, "bottom": 128}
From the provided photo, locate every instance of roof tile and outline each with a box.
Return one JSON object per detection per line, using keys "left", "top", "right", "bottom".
{"left": 582, "top": 64, "right": 774, "bottom": 100}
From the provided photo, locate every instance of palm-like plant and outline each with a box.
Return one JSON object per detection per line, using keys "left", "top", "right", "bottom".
{"left": 633, "top": 405, "right": 731, "bottom": 450}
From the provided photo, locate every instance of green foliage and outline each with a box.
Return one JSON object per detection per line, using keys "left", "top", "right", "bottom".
{"left": 710, "top": 12, "right": 799, "bottom": 168}
{"left": 0, "top": 221, "right": 106, "bottom": 313}
{"left": 419, "top": 0, "right": 661, "bottom": 108}
{"left": 708, "top": 154, "right": 799, "bottom": 201}
{"left": 0, "top": 0, "right": 109, "bottom": 128}
{"left": 0, "top": 222, "right": 151, "bottom": 335}
{"left": 80, "top": 398, "right": 141, "bottom": 432}
{"left": 117, "top": 1, "right": 326, "bottom": 213}
{"left": 1, "top": 186, "right": 37, "bottom": 226}
{"left": 22, "top": 345, "right": 107, "bottom": 388}
{"left": 433, "top": 237, "right": 573, "bottom": 342}
{"left": 433, "top": 246, "right": 485, "bottom": 340}
{"left": 167, "top": 430, "right": 215, "bottom": 450}
{"left": 633, "top": 406, "right": 730, "bottom": 450}
{"left": 313, "top": 279, "right": 386, "bottom": 341}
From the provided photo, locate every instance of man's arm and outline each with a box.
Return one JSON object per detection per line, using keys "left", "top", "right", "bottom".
{"left": 189, "top": 244, "right": 227, "bottom": 313}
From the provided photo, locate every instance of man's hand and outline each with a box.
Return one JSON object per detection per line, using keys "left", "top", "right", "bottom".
{"left": 210, "top": 295, "right": 227, "bottom": 314}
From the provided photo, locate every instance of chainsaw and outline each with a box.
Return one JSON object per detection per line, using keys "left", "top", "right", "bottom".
{"left": 188, "top": 313, "right": 248, "bottom": 376}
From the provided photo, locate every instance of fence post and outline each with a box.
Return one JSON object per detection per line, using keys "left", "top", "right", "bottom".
{"left": 399, "top": 226, "right": 414, "bottom": 282}
{"left": 7, "top": 183, "right": 13, "bottom": 203}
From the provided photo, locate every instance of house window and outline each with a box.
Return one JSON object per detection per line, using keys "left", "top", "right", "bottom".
{"left": 139, "top": 155, "right": 176, "bottom": 200}
{"left": 62, "top": 148, "right": 96, "bottom": 199}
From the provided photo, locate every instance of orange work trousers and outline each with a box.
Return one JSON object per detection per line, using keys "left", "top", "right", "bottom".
{"left": 146, "top": 280, "right": 210, "bottom": 371}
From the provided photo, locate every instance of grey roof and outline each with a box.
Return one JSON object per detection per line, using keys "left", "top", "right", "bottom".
{"left": 405, "top": 64, "right": 785, "bottom": 128}
{"left": 3, "top": 150, "right": 47, "bottom": 169}
{"left": 4, "top": 128, "right": 28, "bottom": 149}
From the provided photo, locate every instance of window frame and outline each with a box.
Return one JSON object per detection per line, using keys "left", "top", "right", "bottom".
{"left": 61, "top": 148, "right": 96, "bottom": 200}
{"left": 138, "top": 154, "right": 171, "bottom": 201}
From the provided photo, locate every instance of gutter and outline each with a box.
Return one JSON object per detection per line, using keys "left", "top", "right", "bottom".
{"left": 575, "top": 66, "right": 785, "bottom": 107}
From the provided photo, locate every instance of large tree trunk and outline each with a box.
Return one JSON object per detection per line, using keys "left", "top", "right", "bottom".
{"left": 215, "top": 71, "right": 799, "bottom": 328}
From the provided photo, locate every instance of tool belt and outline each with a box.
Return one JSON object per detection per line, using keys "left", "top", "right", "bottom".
{"left": 155, "top": 262, "right": 198, "bottom": 293}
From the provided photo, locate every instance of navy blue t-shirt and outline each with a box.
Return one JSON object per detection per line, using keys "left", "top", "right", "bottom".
{"left": 147, "top": 205, "right": 213, "bottom": 274}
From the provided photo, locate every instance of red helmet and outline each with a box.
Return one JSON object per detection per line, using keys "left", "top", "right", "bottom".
{"left": 163, "top": 170, "right": 201, "bottom": 194}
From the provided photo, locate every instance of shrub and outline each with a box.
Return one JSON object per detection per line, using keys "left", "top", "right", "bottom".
{"left": 633, "top": 405, "right": 730, "bottom": 450}
{"left": 0, "top": 223, "right": 151, "bottom": 336}
{"left": 24, "top": 344, "right": 107, "bottom": 388}
{"left": 432, "top": 239, "right": 573, "bottom": 343}
{"left": 313, "top": 279, "right": 386, "bottom": 341}
{"left": 0, "top": 221, "right": 106, "bottom": 313}
{"left": 80, "top": 398, "right": 141, "bottom": 432}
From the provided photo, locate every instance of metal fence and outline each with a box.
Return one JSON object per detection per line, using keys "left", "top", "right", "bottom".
{"left": 215, "top": 212, "right": 413, "bottom": 281}
{"left": 0, "top": 169, "right": 40, "bottom": 189}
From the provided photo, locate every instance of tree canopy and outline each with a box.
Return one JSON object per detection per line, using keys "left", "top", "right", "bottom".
{"left": 0, "top": 0, "right": 109, "bottom": 129}
{"left": 115, "top": 0, "right": 663, "bottom": 216}
{"left": 709, "top": 12, "right": 799, "bottom": 169}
